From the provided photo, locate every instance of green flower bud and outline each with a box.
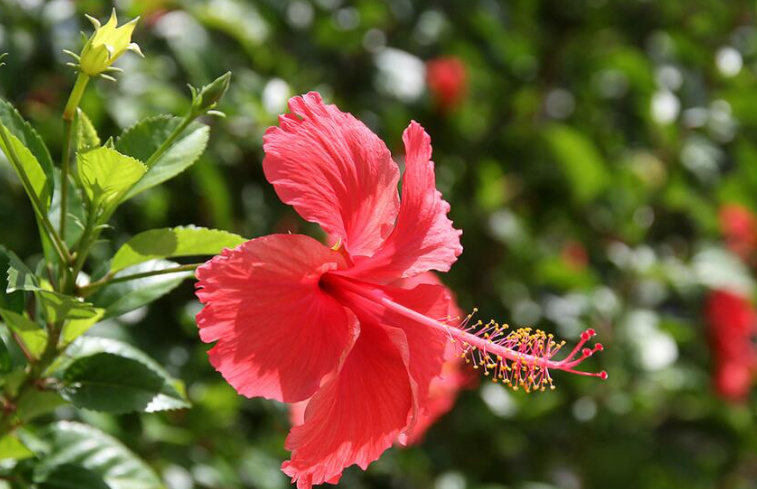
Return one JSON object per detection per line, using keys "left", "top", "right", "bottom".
{"left": 190, "top": 72, "right": 232, "bottom": 116}
{"left": 78, "top": 10, "right": 142, "bottom": 78}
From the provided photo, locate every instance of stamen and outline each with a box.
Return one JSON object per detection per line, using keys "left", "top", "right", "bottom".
{"left": 326, "top": 275, "right": 607, "bottom": 393}
{"left": 441, "top": 311, "right": 607, "bottom": 392}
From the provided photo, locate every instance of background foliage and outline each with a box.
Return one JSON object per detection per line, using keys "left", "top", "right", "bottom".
{"left": 2, "top": 0, "right": 757, "bottom": 488}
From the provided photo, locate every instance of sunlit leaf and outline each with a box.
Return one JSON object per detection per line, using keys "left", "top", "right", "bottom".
{"left": 0, "top": 245, "right": 24, "bottom": 313}
{"left": 36, "top": 290, "right": 100, "bottom": 324}
{"left": 61, "top": 308, "right": 105, "bottom": 345}
{"left": 74, "top": 109, "right": 101, "bottom": 154}
{"left": 77, "top": 146, "right": 146, "bottom": 211}
{"left": 0, "top": 435, "right": 33, "bottom": 461}
{"left": 0, "top": 99, "right": 54, "bottom": 184}
{"left": 110, "top": 225, "right": 246, "bottom": 273}
{"left": 0, "top": 309, "right": 47, "bottom": 359}
{"left": 0, "top": 125, "right": 51, "bottom": 210}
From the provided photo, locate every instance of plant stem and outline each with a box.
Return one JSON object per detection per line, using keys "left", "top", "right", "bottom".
{"left": 79, "top": 263, "right": 200, "bottom": 297}
{"left": 59, "top": 72, "right": 90, "bottom": 285}
{"left": 0, "top": 124, "right": 71, "bottom": 266}
{"left": 0, "top": 321, "right": 62, "bottom": 440}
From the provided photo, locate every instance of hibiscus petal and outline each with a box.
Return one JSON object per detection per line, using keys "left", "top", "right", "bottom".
{"left": 195, "top": 234, "right": 358, "bottom": 403}
{"left": 351, "top": 121, "right": 462, "bottom": 279}
{"left": 282, "top": 324, "right": 413, "bottom": 489}
{"left": 263, "top": 92, "right": 400, "bottom": 257}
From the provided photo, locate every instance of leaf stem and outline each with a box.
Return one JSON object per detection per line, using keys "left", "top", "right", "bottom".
{"left": 0, "top": 124, "right": 71, "bottom": 266}
{"left": 79, "top": 263, "right": 200, "bottom": 297}
{"left": 144, "top": 113, "right": 194, "bottom": 169}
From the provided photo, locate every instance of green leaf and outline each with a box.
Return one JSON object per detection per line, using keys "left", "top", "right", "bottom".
{"left": 116, "top": 115, "right": 210, "bottom": 200}
{"left": 0, "top": 435, "right": 33, "bottom": 461}
{"left": 16, "top": 389, "right": 67, "bottom": 422}
{"left": 0, "top": 246, "right": 24, "bottom": 313}
{"left": 5, "top": 250, "right": 38, "bottom": 293}
{"left": 544, "top": 124, "right": 610, "bottom": 203}
{"left": 91, "top": 260, "right": 192, "bottom": 319}
{"left": 61, "top": 308, "right": 105, "bottom": 345}
{"left": 37, "top": 464, "right": 111, "bottom": 489}
{"left": 0, "top": 310, "right": 47, "bottom": 359}
{"left": 0, "top": 99, "right": 54, "bottom": 183}
{"left": 37, "top": 421, "right": 165, "bottom": 489}
{"left": 110, "top": 226, "right": 245, "bottom": 274}
{"left": 0, "top": 126, "right": 52, "bottom": 211}
{"left": 77, "top": 146, "right": 147, "bottom": 211}
{"left": 37, "top": 291, "right": 100, "bottom": 324}
{"left": 73, "top": 109, "right": 101, "bottom": 154}
{"left": 62, "top": 352, "right": 165, "bottom": 414}
{"left": 63, "top": 337, "right": 190, "bottom": 412}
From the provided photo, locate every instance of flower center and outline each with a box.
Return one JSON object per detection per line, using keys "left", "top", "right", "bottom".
{"left": 322, "top": 273, "right": 607, "bottom": 392}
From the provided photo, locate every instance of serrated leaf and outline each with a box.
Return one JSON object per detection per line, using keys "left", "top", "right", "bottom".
{"left": 110, "top": 226, "right": 246, "bottom": 274}
{"left": 0, "top": 99, "right": 54, "bottom": 183}
{"left": 91, "top": 260, "right": 192, "bottom": 319}
{"left": 0, "top": 246, "right": 24, "bottom": 313}
{"left": 37, "top": 463, "right": 111, "bottom": 489}
{"left": 0, "top": 435, "right": 33, "bottom": 461}
{"left": 116, "top": 115, "right": 209, "bottom": 199}
{"left": 544, "top": 124, "right": 610, "bottom": 203}
{"left": 77, "top": 147, "right": 146, "bottom": 211}
{"left": 0, "top": 126, "right": 52, "bottom": 210}
{"left": 0, "top": 309, "right": 47, "bottom": 359}
{"left": 16, "top": 389, "right": 67, "bottom": 422}
{"left": 36, "top": 291, "right": 99, "bottom": 324}
{"left": 74, "top": 109, "right": 100, "bottom": 154}
{"left": 61, "top": 308, "right": 105, "bottom": 345}
{"left": 37, "top": 421, "right": 165, "bottom": 489}
{"left": 5, "top": 250, "right": 38, "bottom": 293}
{"left": 62, "top": 337, "right": 190, "bottom": 412}
{"left": 62, "top": 352, "right": 164, "bottom": 414}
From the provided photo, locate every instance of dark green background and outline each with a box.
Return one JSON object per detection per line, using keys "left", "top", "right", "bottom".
{"left": 2, "top": 0, "right": 757, "bottom": 488}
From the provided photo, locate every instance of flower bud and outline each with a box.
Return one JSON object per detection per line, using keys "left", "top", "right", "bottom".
{"left": 190, "top": 72, "right": 232, "bottom": 116}
{"left": 76, "top": 10, "right": 143, "bottom": 78}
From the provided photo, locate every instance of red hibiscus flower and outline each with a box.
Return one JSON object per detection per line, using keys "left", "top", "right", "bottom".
{"left": 195, "top": 92, "right": 605, "bottom": 488}
{"left": 706, "top": 290, "right": 757, "bottom": 402}
{"left": 719, "top": 204, "right": 757, "bottom": 262}
{"left": 426, "top": 56, "right": 467, "bottom": 112}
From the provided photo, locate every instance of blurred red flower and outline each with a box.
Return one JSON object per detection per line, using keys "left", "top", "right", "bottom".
{"left": 719, "top": 204, "right": 757, "bottom": 261}
{"left": 706, "top": 290, "right": 757, "bottom": 402}
{"left": 561, "top": 240, "right": 588, "bottom": 271}
{"left": 426, "top": 57, "right": 467, "bottom": 112}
